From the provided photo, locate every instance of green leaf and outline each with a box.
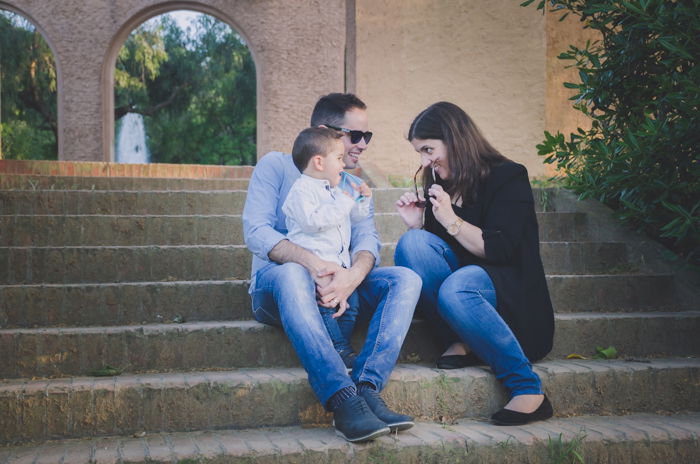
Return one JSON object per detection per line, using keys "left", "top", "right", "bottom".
{"left": 593, "top": 346, "right": 618, "bottom": 359}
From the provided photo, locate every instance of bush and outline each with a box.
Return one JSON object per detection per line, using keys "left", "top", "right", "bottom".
{"left": 523, "top": 0, "right": 699, "bottom": 266}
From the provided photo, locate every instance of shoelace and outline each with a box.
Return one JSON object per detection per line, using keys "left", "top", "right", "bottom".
{"left": 363, "top": 389, "right": 388, "bottom": 410}
{"left": 350, "top": 396, "right": 371, "bottom": 414}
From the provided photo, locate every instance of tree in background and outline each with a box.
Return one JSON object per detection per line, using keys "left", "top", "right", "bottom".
{"left": 523, "top": 0, "right": 699, "bottom": 266}
{"left": 0, "top": 10, "right": 57, "bottom": 160}
{"left": 115, "top": 13, "right": 256, "bottom": 165}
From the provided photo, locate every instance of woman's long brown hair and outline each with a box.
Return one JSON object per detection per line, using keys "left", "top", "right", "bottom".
{"left": 408, "top": 102, "right": 509, "bottom": 204}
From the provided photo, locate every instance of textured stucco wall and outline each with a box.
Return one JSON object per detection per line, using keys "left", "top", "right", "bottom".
{"left": 1, "top": 0, "right": 345, "bottom": 161}
{"left": 545, "top": 8, "right": 599, "bottom": 176}
{"left": 354, "top": 0, "right": 547, "bottom": 180}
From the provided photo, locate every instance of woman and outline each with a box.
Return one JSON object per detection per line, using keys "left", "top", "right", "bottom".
{"left": 394, "top": 102, "right": 555, "bottom": 425}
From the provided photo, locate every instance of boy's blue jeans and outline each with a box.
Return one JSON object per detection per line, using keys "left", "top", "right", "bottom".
{"left": 394, "top": 229, "right": 542, "bottom": 397}
{"left": 251, "top": 262, "right": 420, "bottom": 408}
{"left": 319, "top": 292, "right": 359, "bottom": 356}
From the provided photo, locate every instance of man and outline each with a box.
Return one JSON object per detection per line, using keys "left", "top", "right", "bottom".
{"left": 242, "top": 93, "right": 421, "bottom": 442}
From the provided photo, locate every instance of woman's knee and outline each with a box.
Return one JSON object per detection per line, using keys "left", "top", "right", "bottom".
{"left": 395, "top": 229, "right": 440, "bottom": 266}
{"left": 437, "top": 266, "right": 493, "bottom": 318}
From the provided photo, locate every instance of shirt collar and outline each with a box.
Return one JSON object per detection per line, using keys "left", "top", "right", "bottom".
{"left": 300, "top": 173, "right": 332, "bottom": 189}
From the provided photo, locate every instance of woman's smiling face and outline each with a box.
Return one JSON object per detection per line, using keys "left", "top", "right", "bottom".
{"left": 411, "top": 138, "right": 450, "bottom": 180}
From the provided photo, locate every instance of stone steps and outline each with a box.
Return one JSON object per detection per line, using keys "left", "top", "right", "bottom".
{"left": 2, "top": 412, "right": 699, "bottom": 464}
{"left": 0, "top": 241, "right": 630, "bottom": 285}
{"left": 2, "top": 313, "right": 698, "bottom": 379}
{"left": 0, "top": 274, "right": 679, "bottom": 329}
{"left": 1, "top": 171, "right": 698, "bottom": 462}
{"left": 0, "top": 174, "right": 250, "bottom": 191}
{"left": 0, "top": 211, "right": 590, "bottom": 246}
{"left": 0, "top": 360, "right": 698, "bottom": 445}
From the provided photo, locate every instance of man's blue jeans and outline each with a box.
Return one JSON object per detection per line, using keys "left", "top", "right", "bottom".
{"left": 394, "top": 229, "right": 542, "bottom": 397}
{"left": 251, "top": 262, "right": 421, "bottom": 408}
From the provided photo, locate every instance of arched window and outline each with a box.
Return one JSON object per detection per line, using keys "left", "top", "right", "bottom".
{"left": 0, "top": 9, "right": 57, "bottom": 160}
{"left": 113, "top": 10, "right": 256, "bottom": 165}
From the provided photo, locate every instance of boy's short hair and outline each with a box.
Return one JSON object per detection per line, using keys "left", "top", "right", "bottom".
{"left": 292, "top": 127, "right": 343, "bottom": 172}
{"left": 310, "top": 93, "right": 367, "bottom": 127}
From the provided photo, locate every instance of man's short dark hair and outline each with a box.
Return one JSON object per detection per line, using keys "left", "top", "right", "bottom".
{"left": 310, "top": 93, "right": 367, "bottom": 127}
{"left": 292, "top": 127, "right": 343, "bottom": 172}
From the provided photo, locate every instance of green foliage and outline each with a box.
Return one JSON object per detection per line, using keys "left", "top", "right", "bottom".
{"left": 547, "top": 431, "right": 586, "bottom": 464}
{"left": 524, "top": 1, "right": 700, "bottom": 266}
{"left": 593, "top": 345, "right": 618, "bottom": 359}
{"left": 115, "top": 13, "right": 256, "bottom": 165}
{"left": 0, "top": 10, "right": 57, "bottom": 160}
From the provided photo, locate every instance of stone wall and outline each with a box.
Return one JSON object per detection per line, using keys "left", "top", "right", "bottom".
{"left": 1, "top": 0, "right": 590, "bottom": 177}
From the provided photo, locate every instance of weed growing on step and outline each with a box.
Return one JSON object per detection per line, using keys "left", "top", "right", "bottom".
{"left": 546, "top": 430, "right": 586, "bottom": 464}
{"left": 496, "top": 436, "right": 514, "bottom": 451}
{"left": 531, "top": 178, "right": 563, "bottom": 212}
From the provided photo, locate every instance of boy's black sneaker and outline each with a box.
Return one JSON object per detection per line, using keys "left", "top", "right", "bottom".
{"left": 359, "top": 388, "right": 414, "bottom": 431}
{"left": 339, "top": 349, "right": 357, "bottom": 370}
{"left": 332, "top": 396, "right": 390, "bottom": 442}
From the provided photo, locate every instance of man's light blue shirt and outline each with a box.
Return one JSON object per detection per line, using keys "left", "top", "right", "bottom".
{"left": 242, "top": 151, "right": 381, "bottom": 291}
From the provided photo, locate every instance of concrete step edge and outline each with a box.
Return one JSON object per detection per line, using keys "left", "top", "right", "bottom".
{"left": 1, "top": 412, "right": 698, "bottom": 464}
{"left": 3, "top": 311, "right": 699, "bottom": 336}
{"left": 2, "top": 357, "right": 698, "bottom": 390}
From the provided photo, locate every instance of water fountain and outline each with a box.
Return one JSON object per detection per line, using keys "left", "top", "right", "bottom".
{"left": 115, "top": 113, "right": 150, "bottom": 163}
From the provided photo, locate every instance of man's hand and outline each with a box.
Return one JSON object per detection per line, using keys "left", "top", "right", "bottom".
{"left": 316, "top": 249, "right": 374, "bottom": 311}
{"left": 316, "top": 263, "right": 357, "bottom": 308}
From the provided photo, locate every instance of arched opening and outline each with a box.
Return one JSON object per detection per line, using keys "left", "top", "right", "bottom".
{"left": 109, "top": 7, "right": 256, "bottom": 165}
{"left": 0, "top": 7, "right": 59, "bottom": 160}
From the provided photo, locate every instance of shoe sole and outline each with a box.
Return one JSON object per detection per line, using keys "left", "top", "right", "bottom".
{"left": 334, "top": 425, "right": 391, "bottom": 442}
{"left": 387, "top": 420, "right": 415, "bottom": 432}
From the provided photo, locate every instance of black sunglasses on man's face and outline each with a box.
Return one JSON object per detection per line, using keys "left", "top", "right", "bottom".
{"left": 326, "top": 124, "right": 373, "bottom": 145}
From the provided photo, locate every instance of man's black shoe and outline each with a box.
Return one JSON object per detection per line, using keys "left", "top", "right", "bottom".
{"left": 339, "top": 349, "right": 358, "bottom": 370}
{"left": 332, "top": 396, "right": 390, "bottom": 442}
{"left": 359, "top": 388, "right": 414, "bottom": 431}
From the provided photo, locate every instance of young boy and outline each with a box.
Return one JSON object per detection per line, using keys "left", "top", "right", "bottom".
{"left": 282, "top": 127, "right": 372, "bottom": 368}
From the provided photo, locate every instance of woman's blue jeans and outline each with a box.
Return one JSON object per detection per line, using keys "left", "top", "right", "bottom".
{"left": 251, "top": 262, "right": 421, "bottom": 408}
{"left": 394, "top": 229, "right": 542, "bottom": 397}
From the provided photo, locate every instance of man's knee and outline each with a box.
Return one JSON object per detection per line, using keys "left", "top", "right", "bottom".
{"left": 275, "top": 262, "right": 315, "bottom": 289}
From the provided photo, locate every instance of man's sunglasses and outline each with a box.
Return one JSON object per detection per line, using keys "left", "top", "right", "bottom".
{"left": 326, "top": 125, "right": 373, "bottom": 144}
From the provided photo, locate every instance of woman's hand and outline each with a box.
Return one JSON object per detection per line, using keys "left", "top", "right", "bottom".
{"left": 427, "top": 184, "right": 459, "bottom": 228}
{"left": 395, "top": 191, "right": 424, "bottom": 229}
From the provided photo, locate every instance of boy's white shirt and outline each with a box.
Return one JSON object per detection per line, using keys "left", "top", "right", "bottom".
{"left": 282, "top": 174, "right": 371, "bottom": 268}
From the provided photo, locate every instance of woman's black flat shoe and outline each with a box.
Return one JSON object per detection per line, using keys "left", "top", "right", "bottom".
{"left": 491, "top": 395, "right": 553, "bottom": 426}
{"left": 436, "top": 352, "right": 483, "bottom": 369}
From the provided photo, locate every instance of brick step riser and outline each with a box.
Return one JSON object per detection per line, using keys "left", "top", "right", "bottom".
{"left": 0, "top": 174, "right": 250, "bottom": 191}
{"left": 0, "top": 159, "right": 253, "bottom": 178}
{"left": 0, "top": 275, "right": 679, "bottom": 329}
{"left": 0, "top": 212, "right": 590, "bottom": 246}
{"left": 0, "top": 242, "right": 629, "bottom": 285}
{"left": 1, "top": 315, "right": 698, "bottom": 379}
{"left": 0, "top": 189, "right": 565, "bottom": 216}
{"left": 0, "top": 361, "right": 697, "bottom": 445}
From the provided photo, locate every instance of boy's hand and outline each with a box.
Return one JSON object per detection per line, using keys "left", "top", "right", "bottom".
{"left": 332, "top": 299, "right": 349, "bottom": 318}
{"left": 356, "top": 181, "right": 372, "bottom": 199}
